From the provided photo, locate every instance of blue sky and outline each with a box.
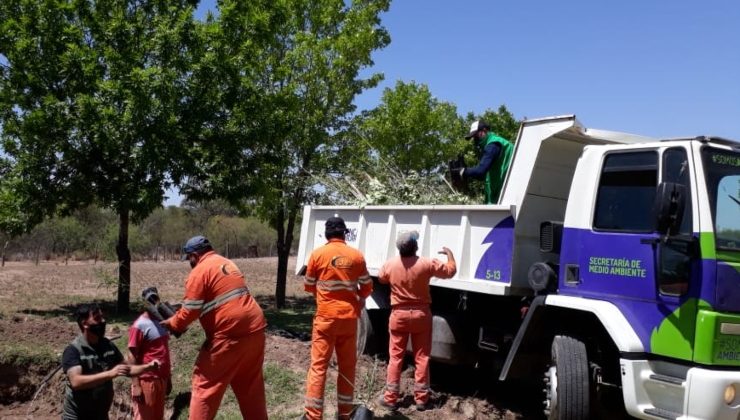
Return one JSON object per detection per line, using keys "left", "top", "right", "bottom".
{"left": 166, "top": 0, "right": 740, "bottom": 205}
{"left": 197, "top": 0, "right": 740, "bottom": 139}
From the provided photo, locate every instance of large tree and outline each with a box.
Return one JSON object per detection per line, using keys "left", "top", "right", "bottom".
{"left": 0, "top": 0, "right": 198, "bottom": 311}
{"left": 353, "top": 80, "right": 464, "bottom": 175}
{"left": 183, "top": 0, "right": 390, "bottom": 308}
{"left": 317, "top": 80, "right": 470, "bottom": 205}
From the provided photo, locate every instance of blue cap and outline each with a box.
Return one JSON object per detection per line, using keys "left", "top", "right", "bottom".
{"left": 181, "top": 235, "right": 211, "bottom": 259}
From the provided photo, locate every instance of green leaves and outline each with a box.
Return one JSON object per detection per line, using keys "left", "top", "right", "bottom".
{"left": 0, "top": 0, "right": 198, "bottom": 223}
{"left": 0, "top": 0, "right": 199, "bottom": 310}
{"left": 311, "top": 81, "right": 520, "bottom": 206}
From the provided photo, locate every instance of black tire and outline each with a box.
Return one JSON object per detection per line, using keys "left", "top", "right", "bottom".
{"left": 544, "top": 335, "right": 590, "bottom": 420}
{"left": 357, "top": 308, "right": 389, "bottom": 356}
{"left": 356, "top": 308, "right": 372, "bottom": 356}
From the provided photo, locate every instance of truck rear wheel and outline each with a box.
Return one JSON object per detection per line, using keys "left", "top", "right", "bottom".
{"left": 357, "top": 308, "right": 372, "bottom": 356}
{"left": 544, "top": 335, "right": 590, "bottom": 420}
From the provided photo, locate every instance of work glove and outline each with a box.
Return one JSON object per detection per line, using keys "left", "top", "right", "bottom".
{"left": 448, "top": 154, "right": 467, "bottom": 191}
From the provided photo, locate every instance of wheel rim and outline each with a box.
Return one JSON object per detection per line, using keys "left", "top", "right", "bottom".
{"left": 543, "top": 365, "right": 558, "bottom": 417}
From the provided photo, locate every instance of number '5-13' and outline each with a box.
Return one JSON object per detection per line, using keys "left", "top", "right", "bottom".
{"left": 486, "top": 270, "right": 501, "bottom": 280}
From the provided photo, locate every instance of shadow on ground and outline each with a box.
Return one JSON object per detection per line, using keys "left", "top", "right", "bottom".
{"left": 17, "top": 300, "right": 141, "bottom": 325}
{"left": 169, "top": 391, "right": 191, "bottom": 420}
{"left": 258, "top": 296, "right": 315, "bottom": 337}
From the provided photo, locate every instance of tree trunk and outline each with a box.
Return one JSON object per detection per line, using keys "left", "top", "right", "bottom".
{"left": 116, "top": 208, "right": 131, "bottom": 313}
{"left": 274, "top": 200, "right": 299, "bottom": 309}
{"left": 274, "top": 206, "right": 287, "bottom": 309}
{"left": 1, "top": 241, "right": 8, "bottom": 267}
{"left": 155, "top": 243, "right": 160, "bottom": 262}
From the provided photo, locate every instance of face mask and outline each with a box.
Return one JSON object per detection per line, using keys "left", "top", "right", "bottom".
{"left": 88, "top": 322, "right": 106, "bottom": 338}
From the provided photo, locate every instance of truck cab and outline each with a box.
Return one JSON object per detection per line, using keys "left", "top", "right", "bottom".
{"left": 295, "top": 115, "right": 740, "bottom": 419}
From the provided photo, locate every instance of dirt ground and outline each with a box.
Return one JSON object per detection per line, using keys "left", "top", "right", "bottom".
{"left": 0, "top": 258, "right": 540, "bottom": 419}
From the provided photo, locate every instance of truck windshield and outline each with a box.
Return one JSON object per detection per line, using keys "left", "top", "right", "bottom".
{"left": 702, "top": 147, "right": 740, "bottom": 251}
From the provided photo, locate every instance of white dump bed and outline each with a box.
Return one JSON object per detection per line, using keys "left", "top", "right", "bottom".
{"left": 296, "top": 115, "right": 657, "bottom": 296}
{"left": 296, "top": 204, "right": 523, "bottom": 295}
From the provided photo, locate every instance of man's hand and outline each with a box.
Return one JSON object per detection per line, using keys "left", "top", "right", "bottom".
{"left": 438, "top": 247, "right": 455, "bottom": 263}
{"left": 147, "top": 359, "right": 161, "bottom": 371}
{"left": 159, "top": 319, "right": 172, "bottom": 332}
{"left": 109, "top": 364, "right": 131, "bottom": 379}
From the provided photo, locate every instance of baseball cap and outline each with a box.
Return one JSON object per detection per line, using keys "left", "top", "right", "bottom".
{"left": 395, "top": 231, "right": 419, "bottom": 249}
{"left": 324, "top": 216, "right": 347, "bottom": 232}
{"left": 396, "top": 230, "right": 419, "bottom": 255}
{"left": 325, "top": 216, "right": 349, "bottom": 234}
{"left": 465, "top": 120, "right": 490, "bottom": 139}
{"left": 181, "top": 235, "right": 211, "bottom": 259}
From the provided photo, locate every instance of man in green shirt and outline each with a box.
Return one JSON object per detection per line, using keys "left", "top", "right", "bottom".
{"left": 460, "top": 120, "right": 514, "bottom": 204}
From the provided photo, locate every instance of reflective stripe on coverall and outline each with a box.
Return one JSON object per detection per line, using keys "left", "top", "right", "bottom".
{"left": 378, "top": 255, "right": 456, "bottom": 406}
{"left": 169, "top": 251, "right": 268, "bottom": 420}
{"left": 304, "top": 238, "right": 372, "bottom": 420}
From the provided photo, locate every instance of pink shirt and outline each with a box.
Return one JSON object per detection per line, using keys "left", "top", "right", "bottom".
{"left": 378, "top": 256, "right": 456, "bottom": 308}
{"left": 128, "top": 312, "right": 171, "bottom": 380}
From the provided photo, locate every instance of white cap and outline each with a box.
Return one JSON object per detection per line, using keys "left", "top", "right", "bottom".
{"left": 465, "top": 120, "right": 490, "bottom": 139}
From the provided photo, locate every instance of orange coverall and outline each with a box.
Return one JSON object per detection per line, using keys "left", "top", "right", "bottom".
{"left": 304, "top": 238, "right": 372, "bottom": 420}
{"left": 166, "top": 251, "right": 268, "bottom": 420}
{"left": 378, "top": 255, "right": 456, "bottom": 406}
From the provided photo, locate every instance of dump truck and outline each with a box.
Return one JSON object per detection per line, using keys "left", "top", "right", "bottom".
{"left": 295, "top": 115, "right": 740, "bottom": 419}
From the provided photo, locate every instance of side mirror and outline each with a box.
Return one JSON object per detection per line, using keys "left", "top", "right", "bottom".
{"left": 653, "top": 182, "right": 686, "bottom": 235}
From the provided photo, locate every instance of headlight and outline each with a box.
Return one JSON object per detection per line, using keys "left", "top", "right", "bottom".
{"left": 724, "top": 384, "right": 736, "bottom": 405}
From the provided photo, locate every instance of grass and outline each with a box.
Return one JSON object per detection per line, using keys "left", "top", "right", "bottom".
{"left": 264, "top": 362, "right": 304, "bottom": 419}
{"left": 0, "top": 342, "right": 57, "bottom": 369}
{"left": 263, "top": 306, "right": 314, "bottom": 336}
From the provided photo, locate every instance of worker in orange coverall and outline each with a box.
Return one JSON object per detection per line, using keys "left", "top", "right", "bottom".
{"left": 302, "top": 216, "right": 373, "bottom": 420}
{"left": 377, "top": 231, "right": 456, "bottom": 412}
{"left": 161, "top": 235, "right": 267, "bottom": 420}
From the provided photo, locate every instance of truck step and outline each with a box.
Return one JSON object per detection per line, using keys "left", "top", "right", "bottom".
{"left": 649, "top": 373, "right": 685, "bottom": 386}
{"left": 644, "top": 407, "right": 682, "bottom": 420}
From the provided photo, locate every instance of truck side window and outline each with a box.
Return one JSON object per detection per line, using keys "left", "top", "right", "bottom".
{"left": 658, "top": 148, "right": 692, "bottom": 296}
{"left": 662, "top": 148, "right": 692, "bottom": 234}
{"left": 593, "top": 151, "right": 658, "bottom": 232}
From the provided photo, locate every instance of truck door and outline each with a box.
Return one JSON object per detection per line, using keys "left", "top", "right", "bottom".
{"left": 650, "top": 147, "right": 697, "bottom": 360}
{"left": 561, "top": 147, "right": 697, "bottom": 360}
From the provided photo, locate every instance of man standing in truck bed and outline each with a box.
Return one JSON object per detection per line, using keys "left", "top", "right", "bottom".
{"left": 302, "top": 216, "right": 373, "bottom": 420}
{"left": 460, "top": 119, "right": 514, "bottom": 204}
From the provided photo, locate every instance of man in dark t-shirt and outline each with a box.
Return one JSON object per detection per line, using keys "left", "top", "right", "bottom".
{"left": 61, "top": 303, "right": 129, "bottom": 420}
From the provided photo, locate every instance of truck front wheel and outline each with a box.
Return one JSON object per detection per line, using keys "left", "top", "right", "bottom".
{"left": 544, "top": 335, "right": 590, "bottom": 420}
